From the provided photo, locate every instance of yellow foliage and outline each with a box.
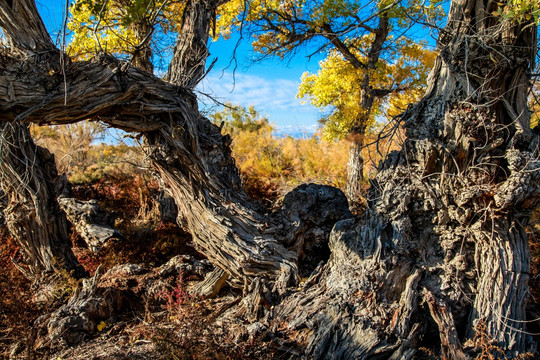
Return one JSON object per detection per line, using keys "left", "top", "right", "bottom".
{"left": 211, "top": 103, "right": 404, "bottom": 197}
{"left": 211, "top": 103, "right": 349, "bottom": 193}
{"left": 230, "top": 125, "right": 349, "bottom": 193}
{"left": 68, "top": 0, "right": 185, "bottom": 60}
{"left": 215, "top": 0, "right": 442, "bottom": 146}
{"left": 30, "top": 122, "right": 142, "bottom": 184}
{"left": 216, "top": 0, "right": 444, "bottom": 56}
{"left": 227, "top": 122, "right": 405, "bottom": 198}
{"left": 493, "top": 0, "right": 540, "bottom": 25}
{"left": 217, "top": 0, "right": 307, "bottom": 40}
{"left": 298, "top": 40, "right": 436, "bottom": 140}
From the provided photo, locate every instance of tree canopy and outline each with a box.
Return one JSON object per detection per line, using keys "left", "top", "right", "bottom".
{"left": 0, "top": 0, "right": 539, "bottom": 358}
{"left": 68, "top": 0, "right": 187, "bottom": 70}
{"left": 298, "top": 39, "right": 436, "bottom": 140}
{"left": 214, "top": 0, "right": 445, "bottom": 200}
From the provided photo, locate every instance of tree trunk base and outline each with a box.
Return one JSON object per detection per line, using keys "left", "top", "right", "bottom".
{"left": 190, "top": 268, "right": 229, "bottom": 299}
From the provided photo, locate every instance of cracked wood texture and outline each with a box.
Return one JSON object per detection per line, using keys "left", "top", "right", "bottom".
{"left": 275, "top": 0, "right": 539, "bottom": 358}
{"left": 0, "top": 0, "right": 85, "bottom": 278}
{"left": 0, "top": 0, "right": 298, "bottom": 291}
{"left": 0, "top": 0, "right": 538, "bottom": 358}
{"left": 0, "top": 123, "right": 85, "bottom": 277}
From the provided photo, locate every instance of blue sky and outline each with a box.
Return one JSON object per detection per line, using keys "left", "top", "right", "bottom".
{"left": 200, "top": 36, "right": 326, "bottom": 134}
{"left": 35, "top": 1, "right": 447, "bottom": 136}
{"left": 36, "top": 0, "right": 326, "bottom": 134}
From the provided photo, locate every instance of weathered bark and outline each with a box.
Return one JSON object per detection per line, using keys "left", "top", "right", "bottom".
{"left": 0, "top": 0, "right": 52, "bottom": 52}
{"left": 0, "top": 189, "right": 6, "bottom": 227}
{"left": 279, "top": 183, "right": 352, "bottom": 277}
{"left": 191, "top": 268, "right": 229, "bottom": 298}
{"left": 145, "top": 0, "right": 297, "bottom": 285}
{"left": 0, "top": 1, "right": 88, "bottom": 278}
{"left": 38, "top": 267, "right": 122, "bottom": 346}
{"left": 276, "top": 1, "right": 539, "bottom": 358}
{"left": 58, "top": 197, "right": 123, "bottom": 250}
{"left": 158, "top": 254, "right": 213, "bottom": 279}
{"left": 164, "top": 0, "right": 225, "bottom": 88}
{"left": 0, "top": 45, "right": 352, "bottom": 292}
{"left": 425, "top": 290, "right": 468, "bottom": 360}
{"left": 0, "top": 123, "right": 84, "bottom": 277}
{"left": 143, "top": 120, "right": 298, "bottom": 290}
{"left": 0, "top": 0, "right": 538, "bottom": 358}
{"left": 130, "top": 18, "right": 154, "bottom": 74}
{"left": 0, "top": 0, "right": 300, "bottom": 292}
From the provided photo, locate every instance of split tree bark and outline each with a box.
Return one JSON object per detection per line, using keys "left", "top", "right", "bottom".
{"left": 276, "top": 1, "right": 539, "bottom": 358}
{"left": 0, "top": 0, "right": 538, "bottom": 358}
{"left": 0, "top": 123, "right": 84, "bottom": 278}
{"left": 0, "top": 0, "right": 300, "bottom": 292}
{"left": 0, "top": 1, "right": 85, "bottom": 278}
{"left": 164, "top": 0, "right": 226, "bottom": 88}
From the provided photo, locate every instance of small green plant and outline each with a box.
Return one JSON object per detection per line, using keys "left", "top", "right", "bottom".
{"left": 493, "top": 0, "right": 540, "bottom": 25}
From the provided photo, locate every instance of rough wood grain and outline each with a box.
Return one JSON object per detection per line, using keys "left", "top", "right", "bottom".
{"left": 0, "top": 0, "right": 299, "bottom": 292}
{"left": 58, "top": 197, "right": 123, "bottom": 250}
{"left": 274, "top": 1, "right": 539, "bottom": 357}
{"left": 191, "top": 267, "right": 229, "bottom": 299}
{"left": 0, "top": 1, "right": 538, "bottom": 358}
{"left": 425, "top": 290, "right": 469, "bottom": 360}
{"left": 0, "top": 122, "right": 84, "bottom": 277}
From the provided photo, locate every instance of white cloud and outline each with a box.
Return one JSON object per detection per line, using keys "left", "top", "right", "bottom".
{"left": 272, "top": 123, "right": 319, "bottom": 138}
{"left": 197, "top": 72, "right": 312, "bottom": 113}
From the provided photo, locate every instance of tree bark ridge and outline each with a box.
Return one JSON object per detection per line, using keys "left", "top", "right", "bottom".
{"left": 0, "top": 26, "right": 299, "bottom": 291}
{"left": 0, "top": 122, "right": 84, "bottom": 277}
{"left": 273, "top": 1, "right": 539, "bottom": 357}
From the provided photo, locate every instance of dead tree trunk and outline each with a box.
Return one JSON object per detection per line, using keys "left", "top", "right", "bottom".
{"left": 0, "top": 0, "right": 301, "bottom": 292}
{"left": 164, "top": 0, "right": 224, "bottom": 88}
{"left": 276, "top": 1, "right": 539, "bottom": 358}
{"left": 0, "top": 0, "right": 538, "bottom": 357}
{"left": 0, "top": 1, "right": 85, "bottom": 278}
{"left": 0, "top": 123, "right": 84, "bottom": 278}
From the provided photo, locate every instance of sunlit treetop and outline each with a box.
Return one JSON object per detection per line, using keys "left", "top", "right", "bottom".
{"left": 68, "top": 0, "right": 186, "bottom": 64}
{"left": 298, "top": 38, "right": 437, "bottom": 140}
{"left": 216, "top": 0, "right": 445, "bottom": 60}
{"left": 216, "top": 0, "right": 444, "bottom": 145}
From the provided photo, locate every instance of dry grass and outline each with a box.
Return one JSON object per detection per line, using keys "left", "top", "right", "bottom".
{"left": 0, "top": 232, "right": 40, "bottom": 358}
{"left": 0, "top": 115, "right": 535, "bottom": 359}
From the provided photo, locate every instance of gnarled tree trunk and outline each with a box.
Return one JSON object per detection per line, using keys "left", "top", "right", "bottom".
{"left": 0, "top": 0, "right": 538, "bottom": 358}
{"left": 0, "top": 0, "right": 300, "bottom": 292}
{"left": 164, "top": 0, "right": 226, "bottom": 88}
{"left": 0, "top": 123, "right": 84, "bottom": 278}
{"left": 276, "top": 1, "right": 539, "bottom": 358}
{"left": 0, "top": 1, "right": 85, "bottom": 278}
